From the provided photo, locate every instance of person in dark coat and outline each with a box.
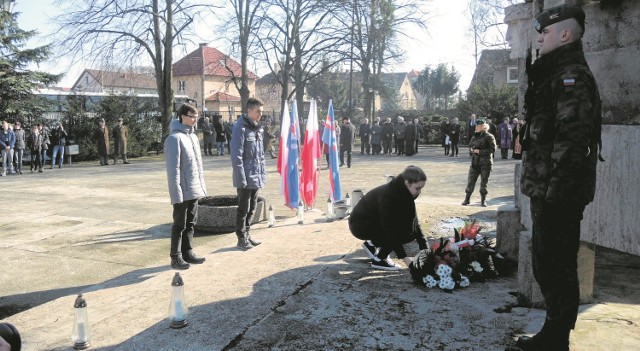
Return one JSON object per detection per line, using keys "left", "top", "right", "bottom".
{"left": 231, "top": 98, "right": 267, "bottom": 250}
{"left": 50, "top": 122, "right": 68, "bottom": 168}
{"left": 93, "top": 118, "right": 110, "bottom": 166}
{"left": 394, "top": 116, "right": 407, "bottom": 155}
{"left": 449, "top": 117, "right": 462, "bottom": 157}
{"left": 349, "top": 165, "right": 428, "bottom": 271}
{"left": 381, "top": 117, "right": 394, "bottom": 155}
{"left": 28, "top": 125, "right": 43, "bottom": 173}
{"left": 112, "top": 118, "right": 129, "bottom": 164}
{"left": 201, "top": 117, "right": 215, "bottom": 156}
{"left": 339, "top": 116, "right": 356, "bottom": 168}
{"left": 214, "top": 118, "right": 227, "bottom": 156}
{"left": 370, "top": 117, "right": 382, "bottom": 155}
{"left": 466, "top": 114, "right": 477, "bottom": 145}
{"left": 359, "top": 118, "right": 371, "bottom": 155}
{"left": 441, "top": 119, "right": 451, "bottom": 156}
{"left": 404, "top": 119, "right": 417, "bottom": 156}
{"left": 414, "top": 118, "right": 423, "bottom": 154}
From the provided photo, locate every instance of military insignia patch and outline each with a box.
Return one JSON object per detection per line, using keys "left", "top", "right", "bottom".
{"left": 563, "top": 78, "right": 576, "bottom": 86}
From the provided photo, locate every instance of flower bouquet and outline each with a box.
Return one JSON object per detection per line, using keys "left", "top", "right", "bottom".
{"left": 408, "top": 220, "right": 504, "bottom": 292}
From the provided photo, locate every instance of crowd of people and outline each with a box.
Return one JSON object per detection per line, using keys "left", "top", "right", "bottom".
{"left": 0, "top": 117, "right": 134, "bottom": 175}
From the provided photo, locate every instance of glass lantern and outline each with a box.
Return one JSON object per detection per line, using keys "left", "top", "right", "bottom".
{"left": 71, "top": 294, "right": 91, "bottom": 350}
{"left": 168, "top": 272, "right": 188, "bottom": 329}
{"left": 268, "top": 205, "right": 275, "bottom": 227}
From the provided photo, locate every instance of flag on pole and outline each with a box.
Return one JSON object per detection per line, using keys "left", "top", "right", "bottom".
{"left": 301, "top": 99, "right": 321, "bottom": 207}
{"left": 277, "top": 101, "right": 290, "bottom": 176}
{"left": 321, "top": 100, "right": 342, "bottom": 201}
{"left": 278, "top": 102, "right": 300, "bottom": 208}
{"left": 287, "top": 102, "right": 301, "bottom": 208}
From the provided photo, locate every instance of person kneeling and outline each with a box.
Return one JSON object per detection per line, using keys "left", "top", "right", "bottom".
{"left": 348, "top": 165, "right": 428, "bottom": 270}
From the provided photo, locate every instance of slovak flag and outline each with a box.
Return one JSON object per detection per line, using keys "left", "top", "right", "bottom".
{"left": 321, "top": 100, "right": 342, "bottom": 201}
{"left": 278, "top": 101, "right": 301, "bottom": 208}
{"left": 301, "top": 99, "right": 321, "bottom": 207}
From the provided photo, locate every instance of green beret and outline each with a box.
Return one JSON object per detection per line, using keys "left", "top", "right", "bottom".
{"left": 534, "top": 4, "right": 585, "bottom": 33}
{"left": 475, "top": 119, "right": 486, "bottom": 125}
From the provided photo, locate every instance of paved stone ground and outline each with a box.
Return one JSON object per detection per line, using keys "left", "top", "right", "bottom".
{"left": 1, "top": 146, "right": 638, "bottom": 350}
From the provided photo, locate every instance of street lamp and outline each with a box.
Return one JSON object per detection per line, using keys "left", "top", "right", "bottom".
{"left": 0, "top": 0, "right": 16, "bottom": 13}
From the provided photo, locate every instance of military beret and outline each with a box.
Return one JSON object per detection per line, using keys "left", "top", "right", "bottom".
{"left": 475, "top": 119, "right": 486, "bottom": 125}
{"left": 534, "top": 4, "right": 585, "bottom": 33}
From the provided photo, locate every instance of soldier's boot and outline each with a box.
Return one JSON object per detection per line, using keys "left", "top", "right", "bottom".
{"left": 461, "top": 193, "right": 471, "bottom": 206}
{"left": 480, "top": 194, "right": 487, "bottom": 207}
{"left": 517, "top": 324, "right": 570, "bottom": 351}
{"left": 123, "top": 155, "right": 130, "bottom": 164}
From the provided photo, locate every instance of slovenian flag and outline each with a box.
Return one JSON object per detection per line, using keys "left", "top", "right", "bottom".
{"left": 301, "top": 99, "right": 321, "bottom": 207}
{"left": 321, "top": 100, "right": 342, "bottom": 201}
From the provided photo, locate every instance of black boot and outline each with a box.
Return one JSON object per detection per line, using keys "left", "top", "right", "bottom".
{"left": 237, "top": 236, "right": 254, "bottom": 250}
{"left": 517, "top": 328, "right": 570, "bottom": 351}
{"left": 247, "top": 234, "right": 262, "bottom": 246}
{"left": 461, "top": 193, "right": 471, "bottom": 206}
{"left": 480, "top": 194, "right": 487, "bottom": 207}
{"left": 183, "top": 250, "right": 205, "bottom": 264}
{"left": 171, "top": 254, "right": 190, "bottom": 270}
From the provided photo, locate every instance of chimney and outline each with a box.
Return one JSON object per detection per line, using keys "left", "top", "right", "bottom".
{"left": 199, "top": 43, "right": 208, "bottom": 48}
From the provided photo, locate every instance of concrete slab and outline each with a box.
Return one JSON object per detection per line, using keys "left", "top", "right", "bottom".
{"left": 1, "top": 147, "right": 638, "bottom": 350}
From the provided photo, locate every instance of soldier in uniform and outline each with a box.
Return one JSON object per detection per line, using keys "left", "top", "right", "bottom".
{"left": 517, "top": 5, "right": 603, "bottom": 351}
{"left": 461, "top": 119, "right": 496, "bottom": 207}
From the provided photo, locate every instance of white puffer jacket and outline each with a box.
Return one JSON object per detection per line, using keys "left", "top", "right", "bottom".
{"left": 164, "top": 118, "right": 207, "bottom": 204}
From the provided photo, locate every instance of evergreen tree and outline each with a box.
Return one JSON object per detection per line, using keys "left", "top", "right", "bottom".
{"left": 0, "top": 11, "right": 59, "bottom": 122}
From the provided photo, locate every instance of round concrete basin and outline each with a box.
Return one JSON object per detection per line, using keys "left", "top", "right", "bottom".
{"left": 195, "top": 195, "right": 266, "bottom": 234}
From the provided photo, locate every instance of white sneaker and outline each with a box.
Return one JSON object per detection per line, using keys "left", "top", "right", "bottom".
{"left": 370, "top": 257, "right": 401, "bottom": 271}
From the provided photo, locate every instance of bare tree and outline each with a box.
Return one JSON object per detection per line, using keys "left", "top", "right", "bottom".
{"left": 257, "top": 0, "right": 347, "bottom": 116}
{"left": 219, "top": 0, "right": 265, "bottom": 114}
{"left": 468, "top": 0, "right": 515, "bottom": 74}
{"left": 52, "top": 0, "right": 216, "bottom": 136}
{"left": 345, "top": 0, "right": 428, "bottom": 120}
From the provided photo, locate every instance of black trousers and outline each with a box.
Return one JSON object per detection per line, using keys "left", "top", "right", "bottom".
{"left": 170, "top": 199, "right": 198, "bottom": 257}
{"left": 360, "top": 138, "right": 370, "bottom": 154}
{"left": 450, "top": 141, "right": 459, "bottom": 156}
{"left": 349, "top": 217, "right": 409, "bottom": 259}
{"left": 340, "top": 145, "right": 352, "bottom": 166}
{"left": 531, "top": 198, "right": 585, "bottom": 331}
{"left": 396, "top": 138, "right": 405, "bottom": 155}
{"left": 382, "top": 137, "right": 392, "bottom": 154}
{"left": 236, "top": 187, "right": 259, "bottom": 237}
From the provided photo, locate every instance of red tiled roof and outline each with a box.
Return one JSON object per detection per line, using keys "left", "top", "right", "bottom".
{"left": 206, "top": 92, "right": 241, "bottom": 102}
{"left": 173, "top": 46, "right": 257, "bottom": 79}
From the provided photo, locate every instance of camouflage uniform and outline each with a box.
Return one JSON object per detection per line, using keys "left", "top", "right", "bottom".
{"left": 520, "top": 37, "right": 602, "bottom": 342}
{"left": 464, "top": 130, "right": 496, "bottom": 198}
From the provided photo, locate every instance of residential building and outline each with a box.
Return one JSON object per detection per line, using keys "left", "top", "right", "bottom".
{"left": 468, "top": 49, "right": 519, "bottom": 90}
{"left": 71, "top": 69, "right": 157, "bottom": 94}
{"left": 173, "top": 44, "right": 258, "bottom": 119}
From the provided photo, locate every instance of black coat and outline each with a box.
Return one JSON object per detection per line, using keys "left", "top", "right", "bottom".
{"left": 349, "top": 175, "right": 427, "bottom": 258}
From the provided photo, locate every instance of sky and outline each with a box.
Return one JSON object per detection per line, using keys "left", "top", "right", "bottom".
{"left": 14, "top": 0, "right": 481, "bottom": 92}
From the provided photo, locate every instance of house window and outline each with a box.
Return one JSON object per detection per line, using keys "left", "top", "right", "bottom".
{"left": 507, "top": 67, "right": 518, "bottom": 84}
{"left": 178, "top": 80, "right": 186, "bottom": 91}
